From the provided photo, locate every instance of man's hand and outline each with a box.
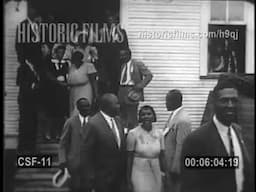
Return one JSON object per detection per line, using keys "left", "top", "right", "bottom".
{"left": 59, "top": 162, "right": 67, "bottom": 171}
{"left": 57, "top": 76, "right": 65, "bottom": 82}
{"left": 133, "top": 83, "right": 144, "bottom": 91}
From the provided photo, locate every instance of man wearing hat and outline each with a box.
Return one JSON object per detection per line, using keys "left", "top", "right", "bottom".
{"left": 58, "top": 98, "right": 92, "bottom": 192}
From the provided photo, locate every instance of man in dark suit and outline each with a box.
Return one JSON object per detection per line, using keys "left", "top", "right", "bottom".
{"left": 46, "top": 44, "right": 70, "bottom": 140}
{"left": 16, "top": 57, "right": 40, "bottom": 153}
{"left": 96, "top": 11, "right": 129, "bottom": 95}
{"left": 163, "top": 90, "right": 192, "bottom": 192}
{"left": 59, "top": 98, "right": 92, "bottom": 192}
{"left": 118, "top": 48, "right": 153, "bottom": 130}
{"left": 81, "top": 93, "right": 126, "bottom": 192}
{"left": 180, "top": 78, "right": 254, "bottom": 192}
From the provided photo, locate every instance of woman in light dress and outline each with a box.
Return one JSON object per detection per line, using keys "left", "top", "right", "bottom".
{"left": 67, "top": 50, "right": 97, "bottom": 116}
{"left": 127, "top": 105, "right": 168, "bottom": 192}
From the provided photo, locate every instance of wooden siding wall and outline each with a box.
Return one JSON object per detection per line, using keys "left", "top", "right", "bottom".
{"left": 4, "top": 1, "right": 27, "bottom": 149}
{"left": 121, "top": 0, "right": 218, "bottom": 130}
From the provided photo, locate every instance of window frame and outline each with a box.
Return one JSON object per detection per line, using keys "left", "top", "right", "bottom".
{"left": 200, "top": 1, "right": 254, "bottom": 78}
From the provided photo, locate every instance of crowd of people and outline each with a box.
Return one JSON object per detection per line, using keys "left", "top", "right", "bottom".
{"left": 15, "top": 3, "right": 253, "bottom": 192}
{"left": 15, "top": 4, "right": 132, "bottom": 153}
{"left": 57, "top": 78, "right": 254, "bottom": 192}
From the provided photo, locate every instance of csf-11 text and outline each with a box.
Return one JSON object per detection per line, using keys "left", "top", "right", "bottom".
{"left": 17, "top": 155, "right": 52, "bottom": 168}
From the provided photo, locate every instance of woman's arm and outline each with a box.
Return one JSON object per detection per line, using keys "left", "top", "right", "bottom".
{"left": 126, "top": 131, "right": 136, "bottom": 192}
{"left": 159, "top": 135, "right": 169, "bottom": 191}
{"left": 88, "top": 72, "right": 98, "bottom": 100}
{"left": 127, "top": 151, "right": 134, "bottom": 191}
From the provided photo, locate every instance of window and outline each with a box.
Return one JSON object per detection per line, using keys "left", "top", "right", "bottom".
{"left": 200, "top": 1, "right": 254, "bottom": 78}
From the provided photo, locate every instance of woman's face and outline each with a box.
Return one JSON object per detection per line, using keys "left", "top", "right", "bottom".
{"left": 72, "top": 58, "right": 82, "bottom": 68}
{"left": 140, "top": 108, "right": 154, "bottom": 126}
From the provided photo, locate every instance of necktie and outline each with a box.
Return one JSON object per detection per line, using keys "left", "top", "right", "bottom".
{"left": 228, "top": 127, "right": 237, "bottom": 192}
{"left": 82, "top": 117, "right": 86, "bottom": 127}
{"left": 121, "top": 63, "right": 128, "bottom": 84}
{"left": 228, "top": 127, "right": 235, "bottom": 156}
{"left": 110, "top": 118, "right": 120, "bottom": 147}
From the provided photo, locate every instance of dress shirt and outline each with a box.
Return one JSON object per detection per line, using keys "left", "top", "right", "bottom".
{"left": 163, "top": 106, "right": 183, "bottom": 136}
{"left": 100, "top": 111, "right": 121, "bottom": 148}
{"left": 78, "top": 114, "right": 88, "bottom": 127}
{"left": 120, "top": 60, "right": 134, "bottom": 85}
{"left": 51, "top": 59, "right": 69, "bottom": 70}
{"left": 213, "top": 115, "right": 244, "bottom": 192}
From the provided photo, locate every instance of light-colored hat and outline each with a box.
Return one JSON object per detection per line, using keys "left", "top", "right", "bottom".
{"left": 52, "top": 168, "right": 71, "bottom": 188}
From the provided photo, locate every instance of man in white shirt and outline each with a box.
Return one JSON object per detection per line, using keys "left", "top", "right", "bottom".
{"left": 180, "top": 77, "right": 253, "bottom": 192}
{"left": 118, "top": 48, "right": 153, "bottom": 131}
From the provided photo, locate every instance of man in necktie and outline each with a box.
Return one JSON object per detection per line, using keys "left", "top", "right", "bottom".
{"left": 163, "top": 90, "right": 192, "bottom": 192}
{"left": 118, "top": 48, "right": 153, "bottom": 131}
{"left": 59, "top": 97, "right": 92, "bottom": 192}
{"left": 180, "top": 76, "right": 254, "bottom": 192}
{"left": 47, "top": 45, "right": 70, "bottom": 140}
{"left": 81, "top": 93, "right": 126, "bottom": 192}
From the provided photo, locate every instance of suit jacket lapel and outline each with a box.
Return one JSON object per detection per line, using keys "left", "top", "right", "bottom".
{"left": 114, "top": 117, "right": 124, "bottom": 149}
{"left": 99, "top": 113, "right": 120, "bottom": 149}
{"left": 232, "top": 124, "right": 251, "bottom": 166}
{"left": 209, "top": 120, "right": 229, "bottom": 156}
{"left": 73, "top": 115, "right": 82, "bottom": 135}
{"left": 81, "top": 116, "right": 91, "bottom": 140}
{"left": 165, "top": 108, "right": 183, "bottom": 136}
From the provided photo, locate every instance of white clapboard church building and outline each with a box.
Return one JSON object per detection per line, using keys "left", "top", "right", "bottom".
{"left": 4, "top": 0, "right": 254, "bottom": 191}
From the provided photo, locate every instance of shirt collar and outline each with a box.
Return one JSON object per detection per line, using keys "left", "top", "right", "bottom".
{"left": 213, "top": 115, "right": 229, "bottom": 135}
{"left": 127, "top": 59, "right": 131, "bottom": 66}
{"left": 51, "top": 59, "right": 67, "bottom": 63}
{"left": 170, "top": 106, "right": 183, "bottom": 118}
{"left": 100, "top": 110, "right": 113, "bottom": 122}
{"left": 78, "top": 113, "right": 88, "bottom": 125}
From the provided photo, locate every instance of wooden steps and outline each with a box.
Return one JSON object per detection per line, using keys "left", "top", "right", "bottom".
{"left": 14, "top": 141, "right": 70, "bottom": 192}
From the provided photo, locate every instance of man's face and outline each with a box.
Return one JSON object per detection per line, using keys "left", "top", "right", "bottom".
{"left": 166, "top": 94, "right": 177, "bottom": 111}
{"left": 214, "top": 88, "right": 239, "bottom": 126}
{"left": 120, "top": 50, "right": 131, "bottom": 64}
{"left": 56, "top": 48, "right": 65, "bottom": 60}
{"left": 108, "top": 96, "right": 120, "bottom": 117}
{"left": 77, "top": 99, "right": 91, "bottom": 117}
